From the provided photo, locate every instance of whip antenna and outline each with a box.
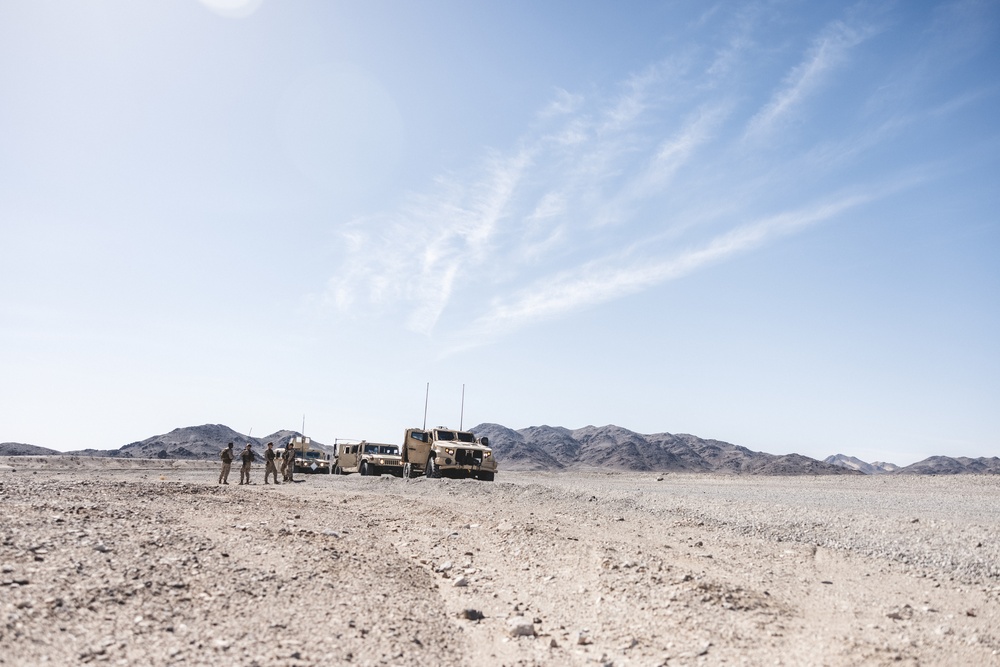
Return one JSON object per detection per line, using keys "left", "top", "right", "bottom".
{"left": 460, "top": 384, "right": 465, "bottom": 431}
{"left": 422, "top": 382, "right": 430, "bottom": 431}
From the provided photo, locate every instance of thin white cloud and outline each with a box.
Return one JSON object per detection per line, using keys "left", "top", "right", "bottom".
{"left": 745, "top": 18, "right": 880, "bottom": 142}
{"left": 460, "top": 190, "right": 881, "bottom": 341}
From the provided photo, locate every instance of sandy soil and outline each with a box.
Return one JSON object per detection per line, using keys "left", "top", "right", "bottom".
{"left": 2, "top": 457, "right": 998, "bottom": 666}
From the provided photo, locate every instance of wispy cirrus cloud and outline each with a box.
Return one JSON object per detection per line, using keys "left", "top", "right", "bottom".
{"left": 458, "top": 186, "right": 900, "bottom": 346}
{"left": 320, "top": 4, "right": 979, "bottom": 350}
{"left": 744, "top": 17, "right": 882, "bottom": 142}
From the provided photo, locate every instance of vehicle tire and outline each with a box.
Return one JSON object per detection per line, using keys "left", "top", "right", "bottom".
{"left": 402, "top": 463, "right": 412, "bottom": 479}
{"left": 478, "top": 471, "right": 495, "bottom": 482}
{"left": 360, "top": 461, "right": 370, "bottom": 476}
{"left": 334, "top": 465, "right": 342, "bottom": 475}
{"left": 426, "top": 456, "right": 440, "bottom": 478}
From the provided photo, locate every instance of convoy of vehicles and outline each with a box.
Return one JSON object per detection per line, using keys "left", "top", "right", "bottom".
{"left": 329, "top": 427, "right": 497, "bottom": 481}
{"left": 277, "top": 388, "right": 498, "bottom": 481}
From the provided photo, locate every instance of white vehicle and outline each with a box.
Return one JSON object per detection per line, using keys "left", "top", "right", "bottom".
{"left": 276, "top": 436, "right": 332, "bottom": 474}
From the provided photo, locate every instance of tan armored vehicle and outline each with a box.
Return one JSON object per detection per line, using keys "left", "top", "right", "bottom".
{"left": 276, "top": 436, "right": 332, "bottom": 474}
{"left": 401, "top": 427, "right": 496, "bottom": 481}
{"left": 333, "top": 441, "right": 403, "bottom": 476}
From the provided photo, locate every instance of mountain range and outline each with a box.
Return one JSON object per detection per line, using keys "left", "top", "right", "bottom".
{"left": 2, "top": 423, "right": 997, "bottom": 475}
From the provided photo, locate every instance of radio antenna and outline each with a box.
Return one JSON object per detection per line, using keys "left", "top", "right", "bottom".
{"left": 422, "top": 382, "right": 430, "bottom": 431}
{"left": 460, "top": 384, "right": 465, "bottom": 430}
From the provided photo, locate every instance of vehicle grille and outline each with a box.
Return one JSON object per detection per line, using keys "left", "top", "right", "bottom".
{"left": 455, "top": 449, "right": 483, "bottom": 465}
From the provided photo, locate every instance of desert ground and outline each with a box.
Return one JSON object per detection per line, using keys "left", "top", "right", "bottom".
{"left": 1, "top": 457, "right": 998, "bottom": 666}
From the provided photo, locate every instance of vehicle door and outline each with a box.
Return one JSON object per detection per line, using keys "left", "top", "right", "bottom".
{"left": 404, "top": 429, "right": 431, "bottom": 470}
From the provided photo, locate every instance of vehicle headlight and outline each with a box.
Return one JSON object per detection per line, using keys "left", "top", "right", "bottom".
{"left": 445, "top": 448, "right": 455, "bottom": 455}
{"left": 484, "top": 451, "right": 492, "bottom": 458}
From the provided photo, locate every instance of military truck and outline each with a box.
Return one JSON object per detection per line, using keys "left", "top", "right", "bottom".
{"left": 276, "top": 436, "right": 332, "bottom": 474}
{"left": 333, "top": 441, "right": 403, "bottom": 476}
{"left": 401, "top": 427, "right": 496, "bottom": 481}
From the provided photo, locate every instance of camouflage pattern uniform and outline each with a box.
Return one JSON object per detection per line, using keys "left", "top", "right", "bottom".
{"left": 282, "top": 444, "right": 296, "bottom": 482}
{"left": 264, "top": 443, "right": 280, "bottom": 484}
{"left": 219, "top": 443, "right": 234, "bottom": 485}
{"left": 239, "top": 444, "right": 254, "bottom": 484}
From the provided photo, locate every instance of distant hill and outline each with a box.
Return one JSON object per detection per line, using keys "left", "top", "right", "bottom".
{"left": 471, "top": 423, "right": 858, "bottom": 475}
{"left": 896, "top": 456, "right": 1000, "bottom": 475}
{"left": 824, "top": 454, "right": 900, "bottom": 475}
{"left": 0, "top": 442, "right": 61, "bottom": 456}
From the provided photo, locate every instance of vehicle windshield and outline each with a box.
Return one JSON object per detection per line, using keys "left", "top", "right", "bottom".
{"left": 363, "top": 444, "right": 378, "bottom": 454}
{"left": 434, "top": 430, "right": 456, "bottom": 441}
{"left": 378, "top": 445, "right": 399, "bottom": 455}
{"left": 456, "top": 432, "right": 476, "bottom": 443}
{"left": 306, "top": 451, "right": 321, "bottom": 459}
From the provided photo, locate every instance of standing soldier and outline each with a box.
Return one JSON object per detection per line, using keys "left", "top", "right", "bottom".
{"left": 239, "top": 443, "right": 254, "bottom": 485}
{"left": 219, "top": 442, "right": 234, "bottom": 485}
{"left": 264, "top": 442, "right": 279, "bottom": 485}
{"left": 282, "top": 441, "right": 296, "bottom": 482}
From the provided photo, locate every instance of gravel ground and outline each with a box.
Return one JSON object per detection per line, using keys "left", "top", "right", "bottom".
{"left": 1, "top": 457, "right": 998, "bottom": 666}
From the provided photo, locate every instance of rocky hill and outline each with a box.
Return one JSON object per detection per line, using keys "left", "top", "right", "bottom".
{"left": 0, "top": 442, "right": 61, "bottom": 456}
{"left": 471, "top": 423, "right": 857, "bottom": 475}
{"left": 895, "top": 456, "right": 1000, "bottom": 475}
{"left": 824, "top": 454, "right": 900, "bottom": 475}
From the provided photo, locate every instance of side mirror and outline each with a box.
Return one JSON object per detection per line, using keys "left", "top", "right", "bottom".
{"left": 479, "top": 436, "right": 490, "bottom": 447}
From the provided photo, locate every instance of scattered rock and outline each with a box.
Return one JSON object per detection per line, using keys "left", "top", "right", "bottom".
{"left": 507, "top": 617, "right": 535, "bottom": 637}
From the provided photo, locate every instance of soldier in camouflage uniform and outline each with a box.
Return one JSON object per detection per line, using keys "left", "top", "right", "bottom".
{"left": 282, "top": 442, "right": 296, "bottom": 482}
{"left": 219, "top": 442, "right": 234, "bottom": 485}
{"left": 239, "top": 443, "right": 254, "bottom": 485}
{"left": 264, "top": 442, "right": 280, "bottom": 485}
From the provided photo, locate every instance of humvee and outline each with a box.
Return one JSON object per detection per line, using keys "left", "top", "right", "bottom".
{"left": 276, "top": 436, "right": 332, "bottom": 474}
{"left": 401, "top": 427, "right": 496, "bottom": 481}
{"left": 333, "top": 441, "right": 403, "bottom": 476}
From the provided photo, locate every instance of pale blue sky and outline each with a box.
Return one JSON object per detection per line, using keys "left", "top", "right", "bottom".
{"left": 1, "top": 1, "right": 997, "bottom": 466}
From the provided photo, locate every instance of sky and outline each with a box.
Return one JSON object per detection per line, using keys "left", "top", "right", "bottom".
{"left": 1, "top": 0, "right": 998, "bottom": 466}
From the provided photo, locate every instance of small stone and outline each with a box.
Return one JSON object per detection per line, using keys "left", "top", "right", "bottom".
{"left": 453, "top": 577, "right": 469, "bottom": 587}
{"left": 460, "top": 609, "right": 484, "bottom": 621}
{"left": 507, "top": 617, "right": 535, "bottom": 637}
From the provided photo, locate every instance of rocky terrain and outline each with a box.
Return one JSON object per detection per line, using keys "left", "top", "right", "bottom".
{"left": 2, "top": 456, "right": 999, "bottom": 666}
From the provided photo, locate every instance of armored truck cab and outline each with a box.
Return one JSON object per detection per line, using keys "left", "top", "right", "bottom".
{"left": 401, "top": 427, "right": 497, "bottom": 481}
